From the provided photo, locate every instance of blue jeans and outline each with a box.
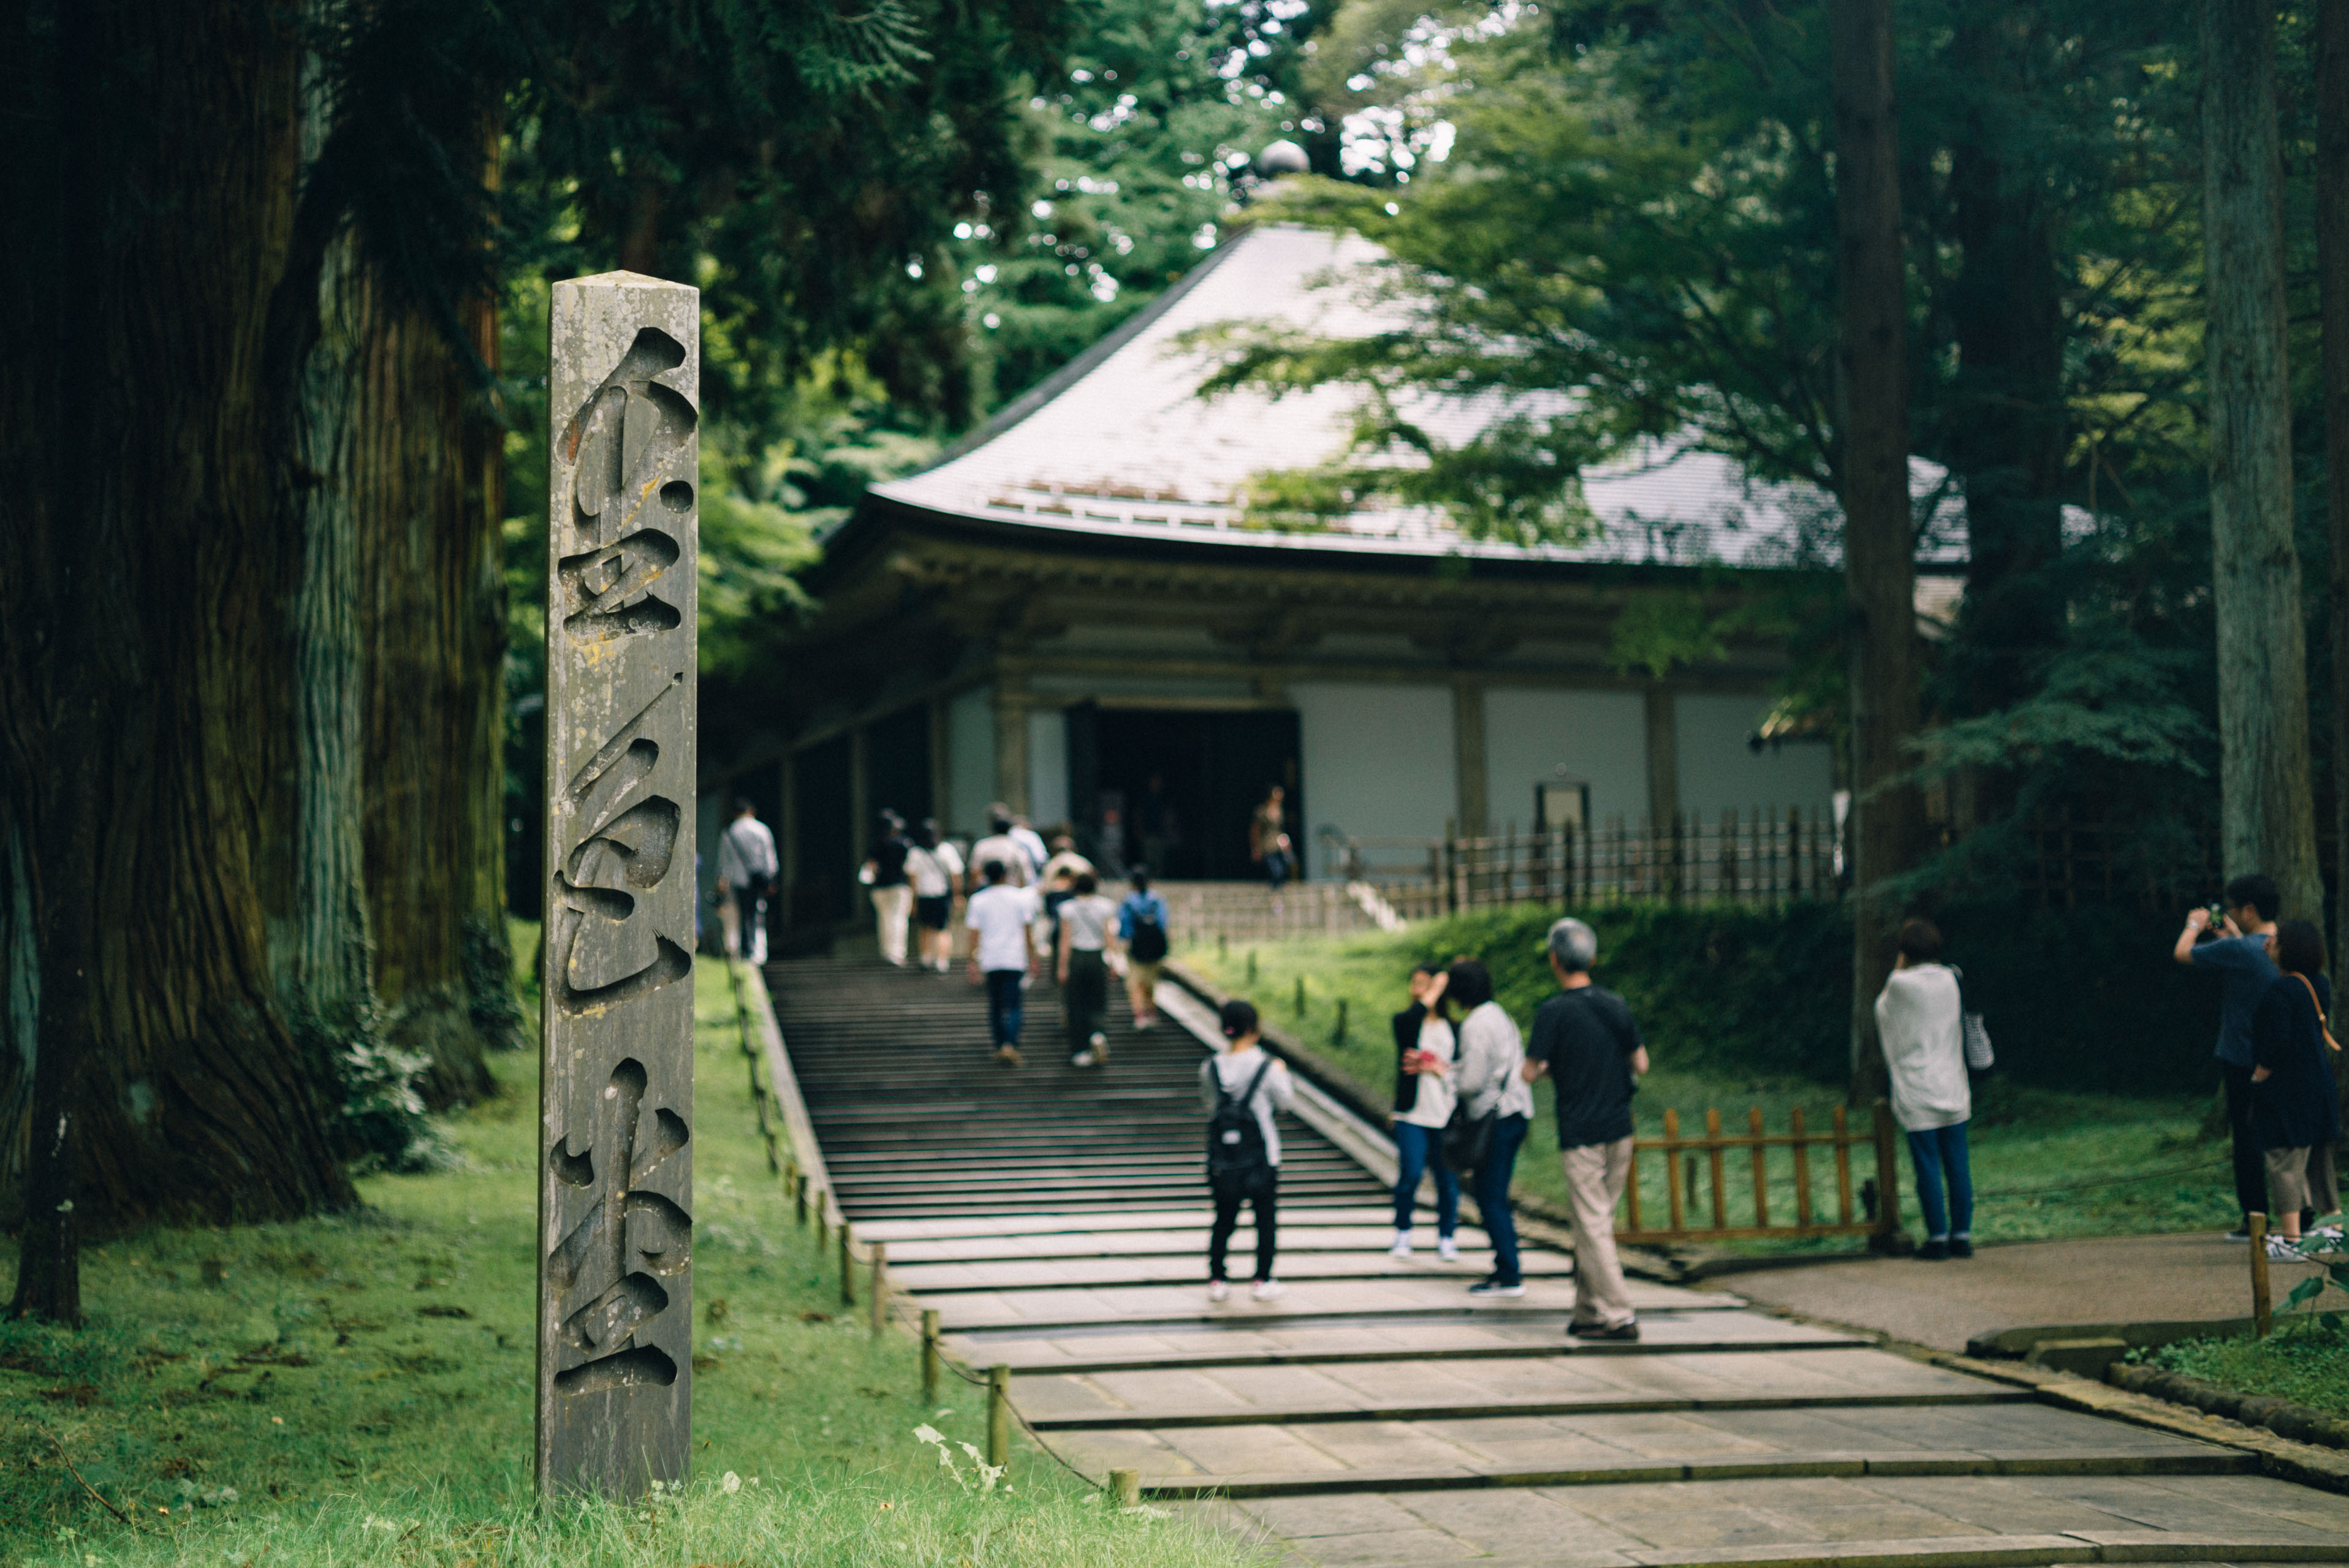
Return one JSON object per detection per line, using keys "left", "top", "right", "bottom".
{"left": 1473, "top": 1114, "right": 1530, "bottom": 1284}
{"left": 1264, "top": 850, "right": 1291, "bottom": 890}
{"left": 1392, "top": 1121, "right": 1459, "bottom": 1237}
{"left": 984, "top": 969, "right": 1025, "bottom": 1050}
{"left": 1907, "top": 1121, "right": 1973, "bottom": 1238}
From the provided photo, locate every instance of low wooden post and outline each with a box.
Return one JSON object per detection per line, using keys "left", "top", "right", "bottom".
{"left": 1294, "top": 975, "right": 1306, "bottom": 1016}
{"left": 1791, "top": 1107, "right": 1814, "bottom": 1229}
{"left": 1663, "top": 1108, "right": 1685, "bottom": 1232}
{"left": 1705, "top": 1107, "right": 1728, "bottom": 1230}
{"left": 920, "top": 1309, "right": 941, "bottom": 1403}
{"left": 986, "top": 1364, "right": 1012, "bottom": 1469}
{"left": 868, "top": 1242, "right": 887, "bottom": 1336}
{"left": 1334, "top": 998, "right": 1349, "bottom": 1045}
{"left": 1109, "top": 1468, "right": 1141, "bottom": 1508}
{"left": 1831, "top": 1107, "right": 1855, "bottom": 1225}
{"left": 1870, "top": 1098, "right": 1903, "bottom": 1243}
{"left": 814, "top": 1189, "right": 828, "bottom": 1252}
{"left": 2249, "top": 1213, "right": 2274, "bottom": 1337}
{"left": 795, "top": 1171, "right": 808, "bottom": 1227}
{"left": 840, "top": 1223, "right": 856, "bottom": 1306}
{"left": 1748, "top": 1107, "right": 1769, "bottom": 1228}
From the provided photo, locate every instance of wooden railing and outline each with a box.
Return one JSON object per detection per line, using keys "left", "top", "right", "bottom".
{"left": 1617, "top": 1099, "right": 1901, "bottom": 1246}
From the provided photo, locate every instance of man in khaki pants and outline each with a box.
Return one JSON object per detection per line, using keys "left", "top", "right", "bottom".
{"left": 1522, "top": 918, "right": 1648, "bottom": 1339}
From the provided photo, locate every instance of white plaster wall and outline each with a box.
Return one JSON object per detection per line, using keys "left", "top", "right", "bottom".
{"left": 1484, "top": 689, "right": 1649, "bottom": 827}
{"left": 1292, "top": 683, "right": 1457, "bottom": 877}
{"left": 1675, "top": 692, "right": 1834, "bottom": 817}
{"left": 947, "top": 686, "right": 994, "bottom": 835}
{"left": 1028, "top": 705, "right": 1070, "bottom": 830}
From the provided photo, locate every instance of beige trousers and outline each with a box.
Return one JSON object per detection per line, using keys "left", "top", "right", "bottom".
{"left": 872, "top": 884, "right": 914, "bottom": 966}
{"left": 1561, "top": 1137, "right": 1636, "bottom": 1330}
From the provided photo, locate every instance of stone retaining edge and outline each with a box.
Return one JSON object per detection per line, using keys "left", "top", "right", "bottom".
{"left": 2103, "top": 1359, "right": 2349, "bottom": 1453}
{"left": 1896, "top": 1346, "right": 2349, "bottom": 1496}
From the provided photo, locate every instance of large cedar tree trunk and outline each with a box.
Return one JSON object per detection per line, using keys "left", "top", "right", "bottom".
{"left": 1942, "top": 16, "right": 2067, "bottom": 746}
{"left": 2201, "top": 0, "right": 2321, "bottom": 922}
{"left": 2318, "top": 4, "right": 2349, "bottom": 1130}
{"left": 359, "top": 282, "right": 517, "bottom": 1108}
{"left": 1831, "top": 0, "right": 1926, "bottom": 1115}
{"left": 2, "top": 0, "right": 355, "bottom": 1280}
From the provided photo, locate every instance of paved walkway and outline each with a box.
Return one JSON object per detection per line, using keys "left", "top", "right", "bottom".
{"left": 771, "top": 958, "right": 2349, "bottom": 1568}
{"left": 1730, "top": 1233, "right": 2334, "bottom": 1354}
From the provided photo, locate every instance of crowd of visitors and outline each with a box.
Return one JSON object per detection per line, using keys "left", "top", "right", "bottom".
{"left": 784, "top": 793, "right": 2345, "bottom": 1312}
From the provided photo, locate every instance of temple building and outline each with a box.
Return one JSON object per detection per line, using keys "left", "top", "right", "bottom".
{"left": 702, "top": 222, "right": 1964, "bottom": 933}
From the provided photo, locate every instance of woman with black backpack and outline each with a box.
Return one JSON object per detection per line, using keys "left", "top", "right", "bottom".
{"left": 1201, "top": 999, "right": 1294, "bottom": 1302}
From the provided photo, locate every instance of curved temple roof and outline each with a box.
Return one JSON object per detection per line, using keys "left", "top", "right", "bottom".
{"left": 873, "top": 223, "right": 1967, "bottom": 573}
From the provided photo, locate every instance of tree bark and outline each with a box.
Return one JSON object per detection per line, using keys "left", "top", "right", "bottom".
{"left": 1942, "top": 14, "right": 2067, "bottom": 738}
{"left": 2318, "top": 2, "right": 2349, "bottom": 1130}
{"left": 2203, "top": 0, "right": 2321, "bottom": 923}
{"left": 1, "top": 0, "right": 355, "bottom": 1253}
{"left": 1831, "top": 0, "right": 1925, "bottom": 1114}
{"left": 359, "top": 276, "right": 517, "bottom": 1107}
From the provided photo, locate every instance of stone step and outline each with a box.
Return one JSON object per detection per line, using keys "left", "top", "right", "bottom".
{"left": 878, "top": 1223, "right": 1494, "bottom": 1263}
{"left": 889, "top": 1248, "right": 1564, "bottom": 1293}
{"left": 1184, "top": 1472, "right": 2349, "bottom": 1567}
{"left": 1012, "top": 1347, "right": 2013, "bottom": 1428}
{"left": 851, "top": 1205, "right": 1421, "bottom": 1242}
{"left": 946, "top": 1314, "right": 1867, "bottom": 1374}
{"left": 929, "top": 1276, "right": 1742, "bottom": 1332}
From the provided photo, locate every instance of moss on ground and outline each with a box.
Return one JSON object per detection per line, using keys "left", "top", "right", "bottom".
{"left": 1186, "top": 920, "right": 2235, "bottom": 1251}
{"left": 0, "top": 951, "right": 1261, "bottom": 1567}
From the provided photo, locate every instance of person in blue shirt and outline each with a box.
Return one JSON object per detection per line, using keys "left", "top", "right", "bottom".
{"left": 1117, "top": 867, "right": 1172, "bottom": 1030}
{"left": 2174, "top": 873, "right": 2282, "bottom": 1240}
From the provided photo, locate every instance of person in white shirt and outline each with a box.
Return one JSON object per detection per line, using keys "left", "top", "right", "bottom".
{"left": 1447, "top": 960, "right": 1536, "bottom": 1297}
{"left": 965, "top": 858, "right": 1041, "bottom": 1066}
{"left": 1387, "top": 966, "right": 1461, "bottom": 1260}
{"left": 1056, "top": 873, "right": 1121, "bottom": 1067}
{"left": 1876, "top": 917, "right": 1973, "bottom": 1260}
{"left": 970, "top": 806, "right": 1033, "bottom": 888}
{"left": 906, "top": 819, "right": 965, "bottom": 973}
{"left": 713, "top": 798, "right": 778, "bottom": 964}
{"left": 1010, "top": 816, "right": 1051, "bottom": 884}
{"left": 1200, "top": 999, "right": 1294, "bottom": 1301}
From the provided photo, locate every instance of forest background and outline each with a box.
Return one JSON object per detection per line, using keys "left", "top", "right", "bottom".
{"left": 2, "top": 0, "right": 2345, "bottom": 1317}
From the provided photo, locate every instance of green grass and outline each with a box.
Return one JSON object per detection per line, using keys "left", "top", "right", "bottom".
{"left": 1185, "top": 925, "right": 2236, "bottom": 1251}
{"left": 2142, "top": 1319, "right": 2349, "bottom": 1417}
{"left": 0, "top": 949, "right": 1261, "bottom": 1567}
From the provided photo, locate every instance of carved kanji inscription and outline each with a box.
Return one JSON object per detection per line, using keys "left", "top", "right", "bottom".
{"left": 538, "top": 275, "right": 697, "bottom": 1501}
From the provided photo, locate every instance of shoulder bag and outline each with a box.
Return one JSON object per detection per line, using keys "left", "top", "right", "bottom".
{"left": 1951, "top": 964, "right": 1994, "bottom": 1072}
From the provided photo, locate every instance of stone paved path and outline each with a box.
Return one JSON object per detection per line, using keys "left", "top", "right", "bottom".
{"left": 772, "top": 956, "right": 2349, "bottom": 1567}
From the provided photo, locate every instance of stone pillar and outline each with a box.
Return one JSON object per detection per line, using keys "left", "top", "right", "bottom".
{"left": 538, "top": 273, "right": 698, "bottom": 1500}
{"left": 1644, "top": 688, "right": 1680, "bottom": 825}
{"left": 1453, "top": 680, "right": 1489, "bottom": 837}
{"left": 992, "top": 676, "right": 1031, "bottom": 816}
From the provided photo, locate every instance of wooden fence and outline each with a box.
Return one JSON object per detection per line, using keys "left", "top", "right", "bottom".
{"left": 1334, "top": 807, "right": 1843, "bottom": 919}
{"left": 1617, "top": 1099, "right": 1901, "bottom": 1246}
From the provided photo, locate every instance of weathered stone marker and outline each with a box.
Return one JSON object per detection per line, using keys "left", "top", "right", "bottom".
{"left": 537, "top": 271, "right": 699, "bottom": 1499}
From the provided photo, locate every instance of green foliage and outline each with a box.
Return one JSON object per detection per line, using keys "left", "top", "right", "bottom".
{"left": 0, "top": 956, "right": 1253, "bottom": 1566}
{"left": 2144, "top": 1319, "right": 2349, "bottom": 1418}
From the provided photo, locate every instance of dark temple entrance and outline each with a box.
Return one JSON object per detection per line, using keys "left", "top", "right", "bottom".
{"left": 1071, "top": 706, "right": 1301, "bottom": 880}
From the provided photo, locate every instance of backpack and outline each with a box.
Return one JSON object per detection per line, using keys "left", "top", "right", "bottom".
{"left": 1128, "top": 897, "right": 1169, "bottom": 963}
{"left": 1206, "top": 1058, "right": 1275, "bottom": 1187}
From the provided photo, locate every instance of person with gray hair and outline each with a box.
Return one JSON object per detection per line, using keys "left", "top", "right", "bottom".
{"left": 1521, "top": 916, "right": 1649, "bottom": 1339}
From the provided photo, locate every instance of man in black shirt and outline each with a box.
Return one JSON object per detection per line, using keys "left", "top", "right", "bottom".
{"left": 1524, "top": 917, "right": 1648, "bottom": 1339}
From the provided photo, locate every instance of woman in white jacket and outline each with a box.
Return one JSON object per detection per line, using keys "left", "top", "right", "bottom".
{"left": 1875, "top": 918, "right": 1973, "bottom": 1260}
{"left": 1446, "top": 960, "right": 1536, "bottom": 1297}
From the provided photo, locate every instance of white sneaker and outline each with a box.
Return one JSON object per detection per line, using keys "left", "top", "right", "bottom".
{"left": 1250, "top": 1279, "right": 1286, "bottom": 1301}
{"left": 1388, "top": 1231, "right": 1413, "bottom": 1258}
{"left": 1438, "top": 1237, "right": 1460, "bottom": 1263}
{"left": 2266, "top": 1234, "right": 2306, "bottom": 1260}
{"left": 1072, "top": 1051, "right": 1097, "bottom": 1068}
{"left": 1207, "top": 1279, "right": 1230, "bottom": 1303}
